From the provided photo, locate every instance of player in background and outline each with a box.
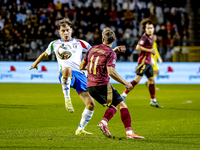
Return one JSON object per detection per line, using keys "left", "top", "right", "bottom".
{"left": 145, "top": 34, "right": 163, "bottom": 90}
{"left": 80, "top": 27, "right": 145, "bottom": 139}
{"left": 121, "top": 18, "right": 163, "bottom": 108}
{"left": 29, "top": 18, "right": 95, "bottom": 135}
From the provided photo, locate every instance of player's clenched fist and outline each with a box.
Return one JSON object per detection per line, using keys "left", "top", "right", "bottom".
{"left": 29, "top": 63, "right": 38, "bottom": 70}
{"left": 113, "top": 45, "right": 126, "bottom": 53}
{"left": 151, "top": 48, "right": 155, "bottom": 55}
{"left": 124, "top": 82, "right": 133, "bottom": 91}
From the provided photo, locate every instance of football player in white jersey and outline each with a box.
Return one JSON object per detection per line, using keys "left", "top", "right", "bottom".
{"left": 29, "top": 18, "right": 95, "bottom": 135}
{"left": 29, "top": 18, "right": 125, "bottom": 135}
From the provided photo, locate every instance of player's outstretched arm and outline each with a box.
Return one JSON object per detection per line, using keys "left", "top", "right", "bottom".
{"left": 113, "top": 45, "right": 126, "bottom": 53}
{"left": 29, "top": 52, "right": 48, "bottom": 70}
{"left": 107, "top": 66, "right": 133, "bottom": 91}
{"left": 136, "top": 44, "right": 155, "bottom": 55}
{"left": 79, "top": 60, "right": 87, "bottom": 70}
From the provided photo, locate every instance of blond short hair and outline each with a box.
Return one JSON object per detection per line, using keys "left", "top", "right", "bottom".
{"left": 102, "top": 27, "right": 116, "bottom": 44}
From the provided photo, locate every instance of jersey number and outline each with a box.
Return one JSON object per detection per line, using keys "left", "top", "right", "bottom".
{"left": 89, "top": 55, "right": 99, "bottom": 74}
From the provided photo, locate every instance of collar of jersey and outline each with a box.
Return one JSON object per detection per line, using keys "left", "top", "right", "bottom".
{"left": 60, "top": 38, "right": 73, "bottom": 42}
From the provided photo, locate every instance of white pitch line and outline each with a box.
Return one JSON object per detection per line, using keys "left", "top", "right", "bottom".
{"left": 182, "top": 100, "right": 193, "bottom": 104}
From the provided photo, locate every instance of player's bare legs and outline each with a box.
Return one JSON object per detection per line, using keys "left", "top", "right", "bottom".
{"left": 146, "top": 70, "right": 159, "bottom": 88}
{"left": 117, "top": 102, "right": 144, "bottom": 139}
{"left": 121, "top": 75, "right": 142, "bottom": 101}
{"left": 98, "top": 101, "right": 144, "bottom": 139}
{"left": 148, "top": 76, "right": 162, "bottom": 108}
{"left": 79, "top": 91, "right": 95, "bottom": 111}
{"left": 153, "top": 70, "right": 159, "bottom": 77}
{"left": 75, "top": 91, "right": 95, "bottom": 135}
{"left": 61, "top": 67, "right": 74, "bottom": 112}
{"left": 62, "top": 67, "right": 72, "bottom": 78}
{"left": 134, "top": 75, "right": 143, "bottom": 83}
{"left": 62, "top": 68, "right": 95, "bottom": 134}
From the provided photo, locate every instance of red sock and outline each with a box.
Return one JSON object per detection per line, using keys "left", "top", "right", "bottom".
{"left": 102, "top": 107, "right": 117, "bottom": 122}
{"left": 124, "top": 80, "right": 138, "bottom": 94}
{"left": 149, "top": 84, "right": 155, "bottom": 99}
{"left": 120, "top": 108, "right": 132, "bottom": 131}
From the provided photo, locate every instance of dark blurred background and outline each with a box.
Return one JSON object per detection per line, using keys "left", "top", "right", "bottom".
{"left": 0, "top": 0, "right": 199, "bottom": 62}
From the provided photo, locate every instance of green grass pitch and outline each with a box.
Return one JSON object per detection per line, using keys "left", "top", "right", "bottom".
{"left": 0, "top": 83, "right": 200, "bottom": 150}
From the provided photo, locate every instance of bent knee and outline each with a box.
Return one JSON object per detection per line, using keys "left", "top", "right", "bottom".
{"left": 62, "top": 67, "right": 72, "bottom": 77}
{"left": 63, "top": 67, "right": 72, "bottom": 73}
{"left": 86, "top": 101, "right": 95, "bottom": 110}
{"left": 148, "top": 78, "right": 155, "bottom": 84}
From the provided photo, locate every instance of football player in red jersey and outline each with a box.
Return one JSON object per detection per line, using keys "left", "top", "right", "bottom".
{"left": 121, "top": 18, "right": 163, "bottom": 108}
{"left": 80, "top": 27, "right": 145, "bottom": 139}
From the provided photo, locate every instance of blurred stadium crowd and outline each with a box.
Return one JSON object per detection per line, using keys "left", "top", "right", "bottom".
{"left": 0, "top": 0, "right": 189, "bottom": 62}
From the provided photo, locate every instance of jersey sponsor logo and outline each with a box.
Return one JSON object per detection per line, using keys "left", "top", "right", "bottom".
{"left": 139, "top": 40, "right": 144, "bottom": 45}
{"left": 92, "top": 48, "right": 106, "bottom": 54}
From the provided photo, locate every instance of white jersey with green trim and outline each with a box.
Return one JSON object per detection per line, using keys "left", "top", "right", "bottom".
{"left": 45, "top": 38, "right": 91, "bottom": 73}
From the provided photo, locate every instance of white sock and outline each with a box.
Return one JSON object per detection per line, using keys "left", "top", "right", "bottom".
{"left": 78, "top": 108, "right": 94, "bottom": 130}
{"left": 151, "top": 98, "right": 157, "bottom": 102}
{"left": 126, "top": 130, "right": 133, "bottom": 135}
{"left": 121, "top": 92, "right": 127, "bottom": 97}
{"left": 61, "top": 76, "right": 71, "bottom": 100}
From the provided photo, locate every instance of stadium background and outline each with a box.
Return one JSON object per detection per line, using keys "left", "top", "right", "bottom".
{"left": 0, "top": 0, "right": 199, "bottom": 62}
{"left": 0, "top": 0, "right": 200, "bottom": 84}
{"left": 1, "top": 1, "right": 200, "bottom": 149}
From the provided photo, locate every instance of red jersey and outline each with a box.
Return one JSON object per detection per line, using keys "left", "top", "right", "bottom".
{"left": 137, "top": 33, "right": 153, "bottom": 65}
{"left": 83, "top": 44, "right": 117, "bottom": 87}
